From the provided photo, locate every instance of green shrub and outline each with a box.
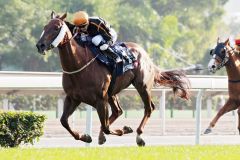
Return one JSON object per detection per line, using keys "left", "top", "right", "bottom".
{"left": 0, "top": 111, "right": 46, "bottom": 147}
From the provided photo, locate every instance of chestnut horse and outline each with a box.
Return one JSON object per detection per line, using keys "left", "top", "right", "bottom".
{"left": 36, "top": 12, "right": 190, "bottom": 146}
{"left": 205, "top": 38, "right": 240, "bottom": 134}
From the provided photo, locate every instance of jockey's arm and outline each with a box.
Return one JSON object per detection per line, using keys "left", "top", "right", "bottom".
{"left": 89, "top": 17, "right": 117, "bottom": 45}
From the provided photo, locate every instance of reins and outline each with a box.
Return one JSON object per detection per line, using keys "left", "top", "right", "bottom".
{"left": 62, "top": 54, "right": 99, "bottom": 74}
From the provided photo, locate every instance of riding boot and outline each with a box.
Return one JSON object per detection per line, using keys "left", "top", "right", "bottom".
{"left": 105, "top": 47, "right": 122, "bottom": 63}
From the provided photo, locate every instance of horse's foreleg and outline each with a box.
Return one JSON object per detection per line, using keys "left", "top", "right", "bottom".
{"left": 96, "top": 100, "right": 123, "bottom": 136}
{"left": 204, "top": 100, "right": 236, "bottom": 134}
{"left": 60, "top": 96, "right": 92, "bottom": 143}
{"left": 237, "top": 107, "right": 240, "bottom": 135}
{"left": 98, "top": 95, "right": 133, "bottom": 145}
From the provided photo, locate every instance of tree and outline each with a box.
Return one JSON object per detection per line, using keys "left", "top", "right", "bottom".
{"left": 0, "top": 0, "right": 230, "bottom": 72}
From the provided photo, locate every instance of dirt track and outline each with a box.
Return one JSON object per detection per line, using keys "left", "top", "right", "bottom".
{"left": 43, "top": 115, "right": 239, "bottom": 138}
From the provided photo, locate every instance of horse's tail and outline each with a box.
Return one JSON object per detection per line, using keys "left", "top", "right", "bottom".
{"left": 154, "top": 66, "right": 190, "bottom": 100}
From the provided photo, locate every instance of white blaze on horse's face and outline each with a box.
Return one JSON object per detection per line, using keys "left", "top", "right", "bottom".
{"left": 208, "top": 54, "right": 217, "bottom": 73}
{"left": 40, "top": 30, "right": 45, "bottom": 39}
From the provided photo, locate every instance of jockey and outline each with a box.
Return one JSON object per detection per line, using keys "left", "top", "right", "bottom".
{"left": 73, "top": 11, "right": 121, "bottom": 63}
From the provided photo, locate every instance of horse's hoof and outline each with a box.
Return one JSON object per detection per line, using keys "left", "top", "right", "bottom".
{"left": 137, "top": 139, "right": 145, "bottom": 147}
{"left": 204, "top": 128, "right": 212, "bottom": 134}
{"left": 115, "top": 129, "right": 124, "bottom": 136}
{"left": 123, "top": 126, "right": 133, "bottom": 134}
{"left": 80, "top": 134, "right": 92, "bottom": 143}
{"left": 98, "top": 134, "right": 106, "bottom": 145}
{"left": 136, "top": 135, "right": 145, "bottom": 147}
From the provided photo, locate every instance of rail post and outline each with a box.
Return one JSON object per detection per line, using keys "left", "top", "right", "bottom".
{"left": 159, "top": 90, "right": 166, "bottom": 135}
{"left": 85, "top": 105, "right": 92, "bottom": 147}
{"left": 195, "top": 89, "right": 204, "bottom": 145}
{"left": 3, "top": 98, "right": 8, "bottom": 110}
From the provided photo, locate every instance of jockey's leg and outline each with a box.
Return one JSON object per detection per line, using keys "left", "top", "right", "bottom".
{"left": 92, "top": 35, "right": 121, "bottom": 63}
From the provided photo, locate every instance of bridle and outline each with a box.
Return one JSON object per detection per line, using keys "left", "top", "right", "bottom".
{"left": 211, "top": 44, "right": 240, "bottom": 83}
{"left": 211, "top": 45, "right": 234, "bottom": 70}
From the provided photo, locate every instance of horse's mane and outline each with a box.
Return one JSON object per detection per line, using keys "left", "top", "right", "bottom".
{"left": 64, "top": 21, "right": 75, "bottom": 33}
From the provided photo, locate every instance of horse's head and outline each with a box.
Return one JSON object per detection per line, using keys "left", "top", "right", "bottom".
{"left": 36, "top": 11, "right": 69, "bottom": 54}
{"left": 208, "top": 38, "right": 232, "bottom": 73}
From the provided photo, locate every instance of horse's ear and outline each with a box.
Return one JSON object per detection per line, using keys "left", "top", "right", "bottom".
{"left": 60, "top": 13, "right": 67, "bottom": 20}
{"left": 51, "top": 11, "right": 56, "bottom": 19}
{"left": 224, "top": 38, "right": 230, "bottom": 46}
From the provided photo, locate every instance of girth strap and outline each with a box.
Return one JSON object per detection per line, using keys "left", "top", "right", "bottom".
{"left": 228, "top": 79, "right": 240, "bottom": 83}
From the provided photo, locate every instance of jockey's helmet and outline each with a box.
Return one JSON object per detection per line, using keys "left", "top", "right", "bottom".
{"left": 235, "top": 35, "right": 240, "bottom": 52}
{"left": 235, "top": 39, "right": 240, "bottom": 46}
{"left": 73, "top": 11, "right": 89, "bottom": 27}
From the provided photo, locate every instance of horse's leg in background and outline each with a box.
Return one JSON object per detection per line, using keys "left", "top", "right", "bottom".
{"left": 98, "top": 95, "right": 133, "bottom": 145}
{"left": 60, "top": 95, "right": 92, "bottom": 143}
{"left": 237, "top": 107, "right": 240, "bottom": 134}
{"left": 204, "top": 99, "right": 237, "bottom": 134}
{"left": 96, "top": 99, "right": 124, "bottom": 136}
{"left": 110, "top": 96, "right": 133, "bottom": 134}
{"left": 134, "top": 85, "right": 155, "bottom": 146}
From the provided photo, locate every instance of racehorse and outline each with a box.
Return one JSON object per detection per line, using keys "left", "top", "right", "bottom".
{"left": 205, "top": 38, "right": 240, "bottom": 135}
{"left": 36, "top": 12, "right": 190, "bottom": 146}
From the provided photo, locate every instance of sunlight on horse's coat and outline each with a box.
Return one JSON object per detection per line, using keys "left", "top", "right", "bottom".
{"left": 235, "top": 59, "right": 240, "bottom": 67}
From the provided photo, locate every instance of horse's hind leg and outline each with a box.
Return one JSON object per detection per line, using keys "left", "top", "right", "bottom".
{"left": 134, "top": 85, "right": 155, "bottom": 146}
{"left": 60, "top": 95, "right": 92, "bottom": 143}
{"left": 98, "top": 95, "right": 133, "bottom": 145}
{"left": 204, "top": 99, "right": 237, "bottom": 134}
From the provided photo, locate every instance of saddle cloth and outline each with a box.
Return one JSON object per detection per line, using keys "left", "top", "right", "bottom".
{"left": 74, "top": 35, "right": 137, "bottom": 76}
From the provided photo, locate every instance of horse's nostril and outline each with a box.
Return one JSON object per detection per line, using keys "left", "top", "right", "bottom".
{"left": 36, "top": 43, "right": 40, "bottom": 50}
{"left": 212, "top": 65, "right": 216, "bottom": 69}
{"left": 40, "top": 43, "right": 45, "bottom": 49}
{"left": 36, "top": 43, "right": 46, "bottom": 54}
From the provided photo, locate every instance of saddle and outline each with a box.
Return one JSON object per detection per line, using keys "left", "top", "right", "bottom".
{"left": 74, "top": 34, "right": 137, "bottom": 95}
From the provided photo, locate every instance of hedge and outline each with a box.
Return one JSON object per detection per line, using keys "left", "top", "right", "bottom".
{"left": 0, "top": 111, "right": 46, "bottom": 147}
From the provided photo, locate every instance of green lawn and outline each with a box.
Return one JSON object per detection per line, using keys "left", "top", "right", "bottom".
{"left": 1, "top": 145, "right": 240, "bottom": 160}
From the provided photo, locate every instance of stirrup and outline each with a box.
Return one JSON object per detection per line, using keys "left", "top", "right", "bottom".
{"left": 114, "top": 57, "right": 122, "bottom": 63}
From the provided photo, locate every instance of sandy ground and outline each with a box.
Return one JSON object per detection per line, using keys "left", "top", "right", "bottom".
{"left": 30, "top": 114, "right": 240, "bottom": 147}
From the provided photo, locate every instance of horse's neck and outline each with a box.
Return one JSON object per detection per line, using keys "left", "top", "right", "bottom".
{"left": 226, "top": 51, "right": 240, "bottom": 79}
{"left": 58, "top": 31, "right": 91, "bottom": 72}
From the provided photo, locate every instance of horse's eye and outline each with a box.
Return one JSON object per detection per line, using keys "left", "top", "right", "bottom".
{"left": 55, "top": 27, "right": 60, "bottom": 32}
{"left": 220, "top": 49, "right": 226, "bottom": 56}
